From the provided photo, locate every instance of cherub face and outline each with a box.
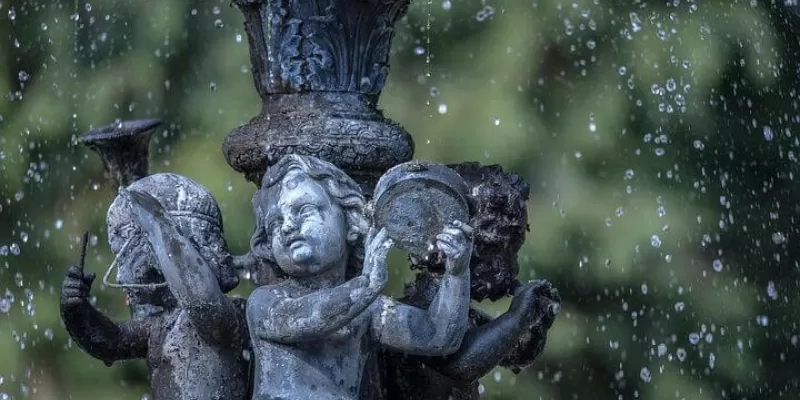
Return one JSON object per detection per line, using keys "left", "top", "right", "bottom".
{"left": 266, "top": 171, "right": 349, "bottom": 277}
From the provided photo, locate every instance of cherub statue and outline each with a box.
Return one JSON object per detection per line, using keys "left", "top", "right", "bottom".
{"left": 371, "top": 163, "right": 562, "bottom": 399}
{"left": 246, "top": 154, "right": 473, "bottom": 400}
{"left": 59, "top": 173, "right": 250, "bottom": 400}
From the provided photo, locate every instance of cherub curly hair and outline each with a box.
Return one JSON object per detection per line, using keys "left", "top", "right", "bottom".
{"left": 250, "top": 154, "right": 369, "bottom": 278}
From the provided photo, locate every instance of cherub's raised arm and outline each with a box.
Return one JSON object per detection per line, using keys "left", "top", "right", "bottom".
{"left": 371, "top": 269, "right": 470, "bottom": 355}
{"left": 126, "top": 189, "right": 242, "bottom": 347}
{"left": 247, "top": 278, "right": 379, "bottom": 343}
{"left": 372, "top": 221, "right": 472, "bottom": 356}
{"left": 60, "top": 266, "right": 149, "bottom": 366}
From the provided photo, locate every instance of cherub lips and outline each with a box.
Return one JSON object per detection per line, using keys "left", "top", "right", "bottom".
{"left": 286, "top": 237, "right": 306, "bottom": 249}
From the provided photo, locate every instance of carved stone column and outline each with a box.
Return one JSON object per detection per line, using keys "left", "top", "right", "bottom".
{"left": 224, "top": 0, "right": 415, "bottom": 188}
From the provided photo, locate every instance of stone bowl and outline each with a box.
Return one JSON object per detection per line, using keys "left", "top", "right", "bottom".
{"left": 372, "top": 161, "right": 470, "bottom": 257}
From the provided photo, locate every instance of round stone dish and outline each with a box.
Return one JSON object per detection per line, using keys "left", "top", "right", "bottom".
{"left": 372, "top": 161, "right": 470, "bottom": 257}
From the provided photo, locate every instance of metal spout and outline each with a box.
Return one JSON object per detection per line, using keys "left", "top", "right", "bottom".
{"left": 80, "top": 119, "right": 161, "bottom": 189}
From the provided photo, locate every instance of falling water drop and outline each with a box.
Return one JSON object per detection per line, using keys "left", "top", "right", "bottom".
{"left": 650, "top": 235, "right": 662, "bottom": 248}
{"left": 639, "top": 367, "right": 652, "bottom": 383}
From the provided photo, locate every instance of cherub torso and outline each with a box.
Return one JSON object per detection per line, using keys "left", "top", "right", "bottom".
{"left": 249, "top": 301, "right": 374, "bottom": 400}
{"left": 147, "top": 303, "right": 250, "bottom": 400}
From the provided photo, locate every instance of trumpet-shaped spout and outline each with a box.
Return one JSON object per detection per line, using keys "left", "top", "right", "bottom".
{"left": 80, "top": 119, "right": 160, "bottom": 189}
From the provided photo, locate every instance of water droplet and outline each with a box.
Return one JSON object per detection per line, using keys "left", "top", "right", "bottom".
{"left": 492, "top": 370, "right": 502, "bottom": 382}
{"left": 689, "top": 333, "right": 700, "bottom": 345}
{"left": 0, "top": 298, "right": 10, "bottom": 313}
{"left": 235, "top": 34, "right": 243, "bottom": 43}
{"left": 7, "top": 7, "right": 15, "bottom": 20}
{"left": 771, "top": 232, "right": 786, "bottom": 245}
{"left": 629, "top": 12, "right": 642, "bottom": 32}
{"left": 618, "top": 66, "right": 627, "bottom": 75}
{"left": 414, "top": 46, "right": 425, "bottom": 56}
{"left": 712, "top": 259, "right": 723, "bottom": 272}
{"left": 493, "top": 117, "right": 500, "bottom": 126}
{"left": 624, "top": 169, "right": 635, "bottom": 180}
{"left": 18, "top": 70, "right": 29, "bottom": 82}
{"left": 650, "top": 235, "right": 662, "bottom": 248}
{"left": 665, "top": 78, "right": 677, "bottom": 92}
{"left": 212, "top": 5, "right": 221, "bottom": 14}
{"left": 767, "top": 281, "right": 778, "bottom": 300}
{"left": 85, "top": 2, "right": 92, "bottom": 12}
{"left": 437, "top": 104, "right": 448, "bottom": 114}
{"left": 14, "top": 272, "right": 23, "bottom": 287}
{"left": 214, "top": 19, "right": 224, "bottom": 28}
{"left": 674, "top": 302, "right": 685, "bottom": 312}
{"left": 639, "top": 367, "right": 651, "bottom": 383}
{"left": 442, "top": 0, "right": 451, "bottom": 11}
{"left": 475, "top": 6, "right": 495, "bottom": 22}
{"left": 763, "top": 125, "right": 774, "bottom": 141}
{"left": 44, "top": 328, "right": 53, "bottom": 341}
{"left": 676, "top": 348, "right": 687, "bottom": 361}
{"left": 9, "top": 243, "right": 20, "bottom": 256}
{"left": 55, "top": 219, "right": 63, "bottom": 229}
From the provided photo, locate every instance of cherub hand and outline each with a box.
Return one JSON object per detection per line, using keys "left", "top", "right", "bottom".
{"left": 511, "top": 279, "right": 561, "bottom": 329}
{"left": 503, "top": 279, "right": 561, "bottom": 372}
{"left": 60, "top": 265, "right": 96, "bottom": 308}
{"left": 363, "top": 227, "right": 393, "bottom": 292}
{"left": 435, "top": 220, "right": 473, "bottom": 275}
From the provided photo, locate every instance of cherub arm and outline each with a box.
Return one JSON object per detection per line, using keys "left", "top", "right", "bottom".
{"left": 60, "top": 265, "right": 149, "bottom": 366}
{"left": 126, "top": 189, "right": 243, "bottom": 347}
{"left": 372, "top": 222, "right": 472, "bottom": 356}
{"left": 424, "top": 281, "right": 558, "bottom": 381}
{"left": 247, "top": 277, "right": 380, "bottom": 343}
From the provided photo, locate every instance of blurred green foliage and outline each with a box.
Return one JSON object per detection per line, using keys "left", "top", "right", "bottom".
{"left": 1, "top": 0, "right": 799, "bottom": 399}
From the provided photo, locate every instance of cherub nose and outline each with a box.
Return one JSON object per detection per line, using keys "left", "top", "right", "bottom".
{"left": 280, "top": 217, "right": 298, "bottom": 234}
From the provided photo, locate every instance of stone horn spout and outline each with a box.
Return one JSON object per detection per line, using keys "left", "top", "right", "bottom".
{"left": 224, "top": 0, "right": 415, "bottom": 190}
{"left": 80, "top": 119, "right": 161, "bottom": 189}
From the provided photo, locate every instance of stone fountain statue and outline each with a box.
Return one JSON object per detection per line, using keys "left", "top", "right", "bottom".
{"left": 60, "top": 123, "right": 250, "bottom": 400}
{"left": 59, "top": 0, "right": 562, "bottom": 399}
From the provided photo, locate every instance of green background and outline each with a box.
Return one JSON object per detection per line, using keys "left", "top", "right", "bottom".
{"left": 1, "top": 0, "right": 799, "bottom": 399}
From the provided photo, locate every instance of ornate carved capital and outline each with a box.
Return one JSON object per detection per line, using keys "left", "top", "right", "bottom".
{"left": 234, "top": 0, "right": 410, "bottom": 98}
{"left": 224, "top": 0, "right": 414, "bottom": 187}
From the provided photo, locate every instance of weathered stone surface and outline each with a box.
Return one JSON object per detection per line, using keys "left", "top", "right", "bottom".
{"left": 224, "top": 0, "right": 414, "bottom": 188}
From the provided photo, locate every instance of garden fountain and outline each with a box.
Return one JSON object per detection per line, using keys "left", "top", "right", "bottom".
{"left": 59, "top": 0, "right": 561, "bottom": 399}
